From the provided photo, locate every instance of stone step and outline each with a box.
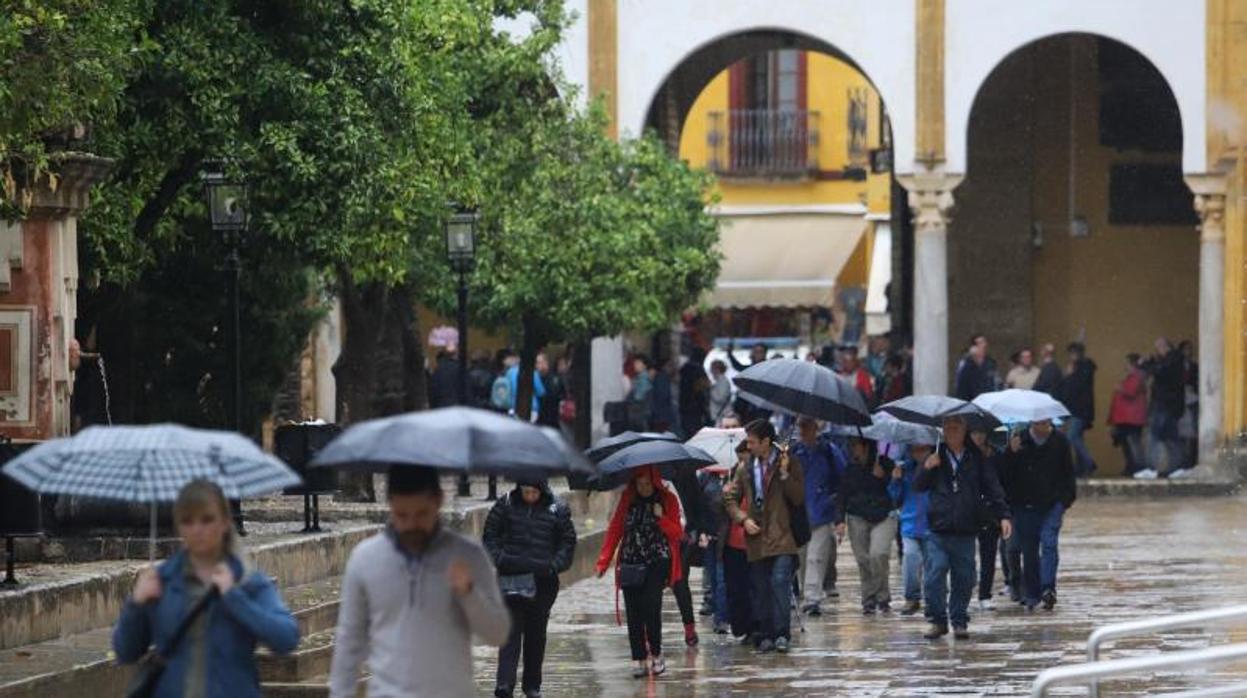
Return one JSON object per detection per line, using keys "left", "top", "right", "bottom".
{"left": 263, "top": 673, "right": 366, "bottom": 698}
{"left": 257, "top": 629, "right": 336, "bottom": 684}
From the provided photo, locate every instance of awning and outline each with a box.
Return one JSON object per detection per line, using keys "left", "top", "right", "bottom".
{"left": 707, "top": 205, "right": 869, "bottom": 308}
{"left": 865, "top": 220, "right": 893, "bottom": 336}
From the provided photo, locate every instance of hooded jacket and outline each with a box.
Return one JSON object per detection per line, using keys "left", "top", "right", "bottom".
{"left": 596, "top": 465, "right": 685, "bottom": 588}
{"left": 483, "top": 484, "right": 577, "bottom": 578}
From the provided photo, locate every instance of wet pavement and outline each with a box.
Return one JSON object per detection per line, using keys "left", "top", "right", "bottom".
{"left": 474, "top": 496, "right": 1247, "bottom": 696}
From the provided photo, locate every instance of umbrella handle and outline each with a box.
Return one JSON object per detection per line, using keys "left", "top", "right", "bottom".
{"left": 149, "top": 501, "right": 157, "bottom": 563}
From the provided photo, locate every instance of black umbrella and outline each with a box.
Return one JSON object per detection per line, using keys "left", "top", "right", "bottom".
{"left": 309, "top": 406, "right": 595, "bottom": 478}
{"left": 733, "top": 358, "right": 870, "bottom": 426}
{"left": 587, "top": 440, "right": 717, "bottom": 491}
{"left": 585, "top": 430, "right": 681, "bottom": 463}
{"left": 876, "top": 395, "right": 999, "bottom": 431}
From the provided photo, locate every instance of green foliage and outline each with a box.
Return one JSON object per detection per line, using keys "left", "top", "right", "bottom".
{"left": 0, "top": 0, "right": 144, "bottom": 214}
{"left": 464, "top": 101, "right": 721, "bottom": 347}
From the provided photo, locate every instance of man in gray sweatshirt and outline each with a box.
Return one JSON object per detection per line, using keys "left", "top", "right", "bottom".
{"left": 329, "top": 466, "right": 510, "bottom": 697}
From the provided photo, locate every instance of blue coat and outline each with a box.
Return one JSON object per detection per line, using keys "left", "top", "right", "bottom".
{"left": 888, "top": 457, "right": 930, "bottom": 540}
{"left": 792, "top": 437, "right": 845, "bottom": 527}
{"left": 112, "top": 551, "right": 299, "bottom": 698}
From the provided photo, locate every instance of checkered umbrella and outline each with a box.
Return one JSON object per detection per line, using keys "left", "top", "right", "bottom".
{"left": 1, "top": 424, "right": 301, "bottom": 560}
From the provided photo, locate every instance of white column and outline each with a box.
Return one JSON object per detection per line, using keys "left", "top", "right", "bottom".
{"left": 590, "top": 335, "right": 625, "bottom": 441}
{"left": 900, "top": 171, "right": 961, "bottom": 396}
{"left": 1188, "top": 174, "right": 1227, "bottom": 468}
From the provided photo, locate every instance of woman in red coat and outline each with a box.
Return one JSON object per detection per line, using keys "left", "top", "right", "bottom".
{"left": 596, "top": 465, "right": 684, "bottom": 679}
{"left": 1108, "top": 353, "right": 1148, "bottom": 475}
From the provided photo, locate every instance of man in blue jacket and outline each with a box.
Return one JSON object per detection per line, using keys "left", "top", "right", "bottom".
{"left": 792, "top": 416, "right": 845, "bottom": 617}
{"left": 914, "top": 416, "right": 1012, "bottom": 641}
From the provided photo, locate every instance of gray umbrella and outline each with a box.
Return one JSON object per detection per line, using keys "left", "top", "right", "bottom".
{"left": 876, "top": 395, "right": 998, "bottom": 431}
{"left": 733, "top": 358, "right": 870, "bottom": 426}
{"left": 1, "top": 424, "right": 301, "bottom": 560}
{"left": 585, "top": 430, "right": 681, "bottom": 462}
{"left": 309, "top": 406, "right": 594, "bottom": 478}
{"left": 588, "top": 440, "right": 717, "bottom": 490}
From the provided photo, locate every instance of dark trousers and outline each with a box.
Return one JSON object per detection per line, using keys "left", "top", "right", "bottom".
{"left": 748, "top": 554, "right": 796, "bottom": 642}
{"left": 670, "top": 543, "right": 695, "bottom": 625}
{"left": 1013, "top": 508, "right": 1045, "bottom": 605}
{"left": 623, "top": 562, "right": 667, "bottom": 660}
{"left": 723, "top": 546, "right": 755, "bottom": 638}
{"left": 977, "top": 525, "right": 1000, "bottom": 601}
{"left": 495, "top": 576, "right": 559, "bottom": 696}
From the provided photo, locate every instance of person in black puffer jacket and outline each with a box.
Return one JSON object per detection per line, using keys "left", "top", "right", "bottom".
{"left": 483, "top": 478, "right": 576, "bottom": 698}
{"left": 834, "top": 437, "right": 898, "bottom": 615}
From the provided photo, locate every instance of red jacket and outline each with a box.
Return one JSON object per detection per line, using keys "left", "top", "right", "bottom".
{"left": 1108, "top": 368, "right": 1147, "bottom": 427}
{"left": 596, "top": 466, "right": 685, "bottom": 618}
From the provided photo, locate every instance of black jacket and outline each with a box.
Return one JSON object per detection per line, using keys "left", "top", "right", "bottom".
{"left": 671, "top": 470, "right": 708, "bottom": 538}
{"left": 954, "top": 356, "right": 996, "bottom": 401}
{"left": 428, "top": 357, "right": 461, "bottom": 408}
{"left": 482, "top": 486, "right": 577, "bottom": 578}
{"left": 1144, "top": 351, "right": 1185, "bottom": 417}
{"left": 999, "top": 431, "right": 1077, "bottom": 511}
{"left": 1033, "top": 361, "right": 1063, "bottom": 395}
{"left": 914, "top": 444, "right": 1011, "bottom": 535}
{"left": 1059, "top": 358, "right": 1097, "bottom": 423}
{"left": 835, "top": 459, "right": 895, "bottom": 524}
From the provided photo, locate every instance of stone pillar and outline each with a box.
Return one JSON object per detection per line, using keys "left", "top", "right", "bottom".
{"left": 899, "top": 170, "right": 961, "bottom": 396}
{"left": 1187, "top": 174, "right": 1228, "bottom": 469}
{"left": 590, "top": 335, "right": 624, "bottom": 441}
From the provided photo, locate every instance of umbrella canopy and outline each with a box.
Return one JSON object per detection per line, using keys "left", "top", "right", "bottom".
{"left": 585, "top": 430, "right": 681, "bottom": 463}
{"left": 685, "top": 427, "right": 747, "bottom": 471}
{"left": 876, "top": 395, "right": 997, "bottom": 430}
{"left": 861, "top": 419, "right": 941, "bottom": 446}
{"left": 309, "top": 406, "right": 594, "bottom": 478}
{"left": 732, "top": 358, "right": 871, "bottom": 426}
{"left": 589, "top": 440, "right": 717, "bottom": 490}
{"left": 972, "top": 389, "right": 1071, "bottom": 425}
{"left": 1, "top": 424, "right": 301, "bottom": 502}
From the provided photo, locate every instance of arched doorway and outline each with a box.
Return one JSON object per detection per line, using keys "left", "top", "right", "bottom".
{"left": 952, "top": 33, "right": 1197, "bottom": 475}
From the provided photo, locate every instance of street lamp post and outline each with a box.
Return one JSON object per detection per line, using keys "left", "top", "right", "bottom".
{"left": 445, "top": 206, "right": 485, "bottom": 499}
{"left": 205, "top": 163, "right": 249, "bottom": 533}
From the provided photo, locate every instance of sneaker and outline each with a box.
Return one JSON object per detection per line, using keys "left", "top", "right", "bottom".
{"left": 900, "top": 600, "right": 921, "bottom": 616}
{"left": 1169, "top": 468, "right": 1194, "bottom": 479}
{"left": 877, "top": 602, "right": 892, "bottom": 614}
{"left": 862, "top": 604, "right": 877, "bottom": 616}
{"left": 802, "top": 603, "right": 823, "bottom": 617}
{"left": 923, "top": 623, "right": 949, "bottom": 639}
{"left": 953, "top": 626, "right": 970, "bottom": 640}
{"left": 1133, "top": 468, "right": 1158, "bottom": 480}
{"left": 650, "top": 655, "right": 666, "bottom": 676}
{"left": 683, "top": 623, "right": 700, "bottom": 647}
{"left": 494, "top": 688, "right": 513, "bottom": 698}
{"left": 757, "top": 638, "right": 776, "bottom": 653}
{"left": 775, "top": 636, "right": 790, "bottom": 653}
{"left": 713, "top": 622, "right": 730, "bottom": 635}
{"left": 978, "top": 598, "right": 996, "bottom": 612}
{"left": 523, "top": 692, "right": 543, "bottom": 698}
{"left": 1042, "top": 590, "right": 1057, "bottom": 611}
{"left": 632, "top": 661, "right": 648, "bottom": 679}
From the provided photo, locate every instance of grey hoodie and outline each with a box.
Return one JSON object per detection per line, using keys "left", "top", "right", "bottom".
{"left": 328, "top": 526, "right": 510, "bottom": 698}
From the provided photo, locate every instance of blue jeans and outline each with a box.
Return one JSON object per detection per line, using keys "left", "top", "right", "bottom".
{"left": 902, "top": 537, "right": 927, "bottom": 602}
{"left": 702, "top": 548, "right": 728, "bottom": 625}
{"left": 1148, "top": 410, "right": 1184, "bottom": 472}
{"left": 1012, "top": 508, "right": 1044, "bottom": 605}
{"left": 924, "top": 533, "right": 976, "bottom": 628}
{"left": 749, "top": 554, "right": 797, "bottom": 641}
{"left": 1066, "top": 417, "right": 1097, "bottom": 476}
{"left": 1039, "top": 502, "right": 1065, "bottom": 593}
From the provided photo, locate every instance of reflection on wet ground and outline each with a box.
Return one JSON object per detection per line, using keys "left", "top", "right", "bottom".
{"left": 475, "top": 497, "right": 1247, "bottom": 696}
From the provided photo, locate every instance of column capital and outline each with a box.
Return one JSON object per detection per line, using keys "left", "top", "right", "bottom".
{"left": 898, "top": 169, "right": 963, "bottom": 235}
{"left": 1186, "top": 172, "right": 1228, "bottom": 243}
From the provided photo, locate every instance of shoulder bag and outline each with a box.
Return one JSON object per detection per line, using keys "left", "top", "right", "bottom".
{"left": 125, "top": 587, "right": 219, "bottom": 698}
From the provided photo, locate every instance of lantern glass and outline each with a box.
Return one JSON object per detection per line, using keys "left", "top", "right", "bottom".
{"left": 445, "top": 209, "right": 478, "bottom": 267}
{"left": 204, "top": 171, "right": 249, "bottom": 233}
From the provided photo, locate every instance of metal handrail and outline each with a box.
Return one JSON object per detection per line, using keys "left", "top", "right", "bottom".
{"left": 1086, "top": 604, "right": 1247, "bottom": 697}
{"left": 1155, "top": 684, "right": 1247, "bottom": 698}
{"left": 1031, "top": 642, "right": 1247, "bottom": 697}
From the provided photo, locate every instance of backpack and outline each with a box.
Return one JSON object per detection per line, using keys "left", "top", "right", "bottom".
{"left": 490, "top": 375, "right": 512, "bottom": 411}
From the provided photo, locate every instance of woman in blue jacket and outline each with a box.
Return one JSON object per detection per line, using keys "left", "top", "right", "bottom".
{"left": 113, "top": 480, "right": 299, "bottom": 698}
{"left": 888, "top": 443, "right": 934, "bottom": 616}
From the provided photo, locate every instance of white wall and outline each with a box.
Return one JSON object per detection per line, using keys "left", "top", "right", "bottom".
{"left": 492, "top": 0, "right": 589, "bottom": 104}
{"left": 612, "top": 0, "right": 916, "bottom": 172}
{"left": 945, "top": 0, "right": 1207, "bottom": 174}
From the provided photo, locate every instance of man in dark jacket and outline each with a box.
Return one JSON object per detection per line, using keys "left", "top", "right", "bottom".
{"left": 793, "top": 416, "right": 846, "bottom": 616}
{"left": 999, "top": 420, "right": 1076, "bottom": 612}
{"left": 954, "top": 336, "right": 996, "bottom": 400}
{"left": 679, "top": 348, "right": 711, "bottom": 437}
{"left": 914, "top": 416, "right": 1012, "bottom": 640}
{"left": 1033, "top": 343, "right": 1063, "bottom": 395}
{"left": 1057, "top": 342, "right": 1098, "bottom": 477}
{"left": 482, "top": 478, "right": 576, "bottom": 698}
{"left": 1143, "top": 338, "right": 1186, "bottom": 474}
{"left": 428, "top": 347, "right": 462, "bottom": 408}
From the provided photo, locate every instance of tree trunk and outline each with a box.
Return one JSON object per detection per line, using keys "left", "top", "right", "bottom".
{"left": 571, "top": 341, "right": 592, "bottom": 448}
{"left": 393, "top": 283, "right": 428, "bottom": 412}
{"left": 514, "top": 317, "right": 542, "bottom": 423}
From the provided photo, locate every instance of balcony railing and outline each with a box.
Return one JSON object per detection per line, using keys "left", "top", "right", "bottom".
{"left": 707, "top": 109, "right": 819, "bottom": 178}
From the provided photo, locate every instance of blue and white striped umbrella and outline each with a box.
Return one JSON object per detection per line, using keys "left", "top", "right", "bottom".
{"left": 1, "top": 424, "right": 301, "bottom": 502}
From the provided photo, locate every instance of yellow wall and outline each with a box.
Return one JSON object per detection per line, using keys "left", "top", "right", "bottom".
{"left": 678, "top": 52, "right": 892, "bottom": 296}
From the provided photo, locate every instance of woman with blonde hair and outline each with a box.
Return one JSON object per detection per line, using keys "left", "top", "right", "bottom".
{"left": 113, "top": 479, "right": 299, "bottom": 697}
